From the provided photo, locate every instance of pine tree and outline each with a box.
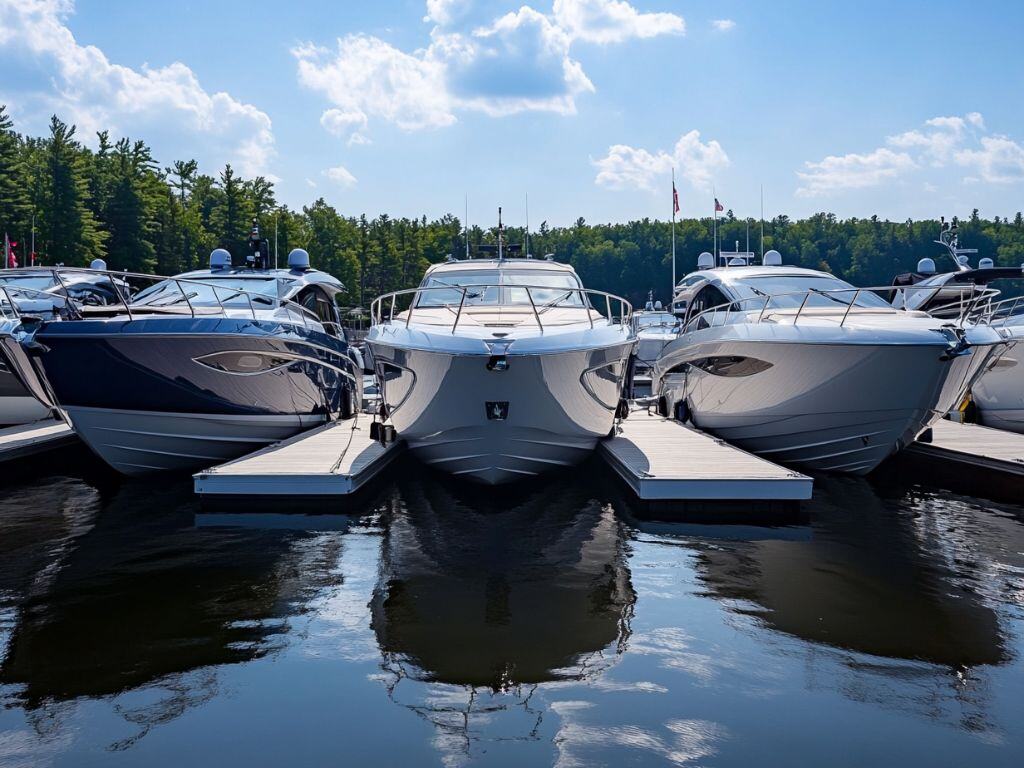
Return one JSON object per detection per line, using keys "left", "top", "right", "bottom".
{"left": 0, "top": 106, "right": 30, "bottom": 242}
{"left": 40, "top": 116, "right": 105, "bottom": 265}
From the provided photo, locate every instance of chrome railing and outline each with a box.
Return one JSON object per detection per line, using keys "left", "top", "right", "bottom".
{"left": 0, "top": 267, "right": 323, "bottom": 331}
{"left": 681, "top": 283, "right": 998, "bottom": 335}
{"left": 370, "top": 284, "right": 632, "bottom": 334}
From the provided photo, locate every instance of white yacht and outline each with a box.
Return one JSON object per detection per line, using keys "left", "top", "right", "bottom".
{"left": 365, "top": 226, "right": 634, "bottom": 485}
{"left": 630, "top": 294, "right": 679, "bottom": 372}
{"left": 653, "top": 250, "right": 1012, "bottom": 474}
{"left": 889, "top": 218, "right": 1024, "bottom": 433}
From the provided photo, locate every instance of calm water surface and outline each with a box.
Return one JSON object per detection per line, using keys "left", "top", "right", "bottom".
{"left": 1, "top": 454, "right": 1023, "bottom": 767}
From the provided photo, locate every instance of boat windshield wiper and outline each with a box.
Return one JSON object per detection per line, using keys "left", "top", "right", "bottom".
{"left": 426, "top": 278, "right": 481, "bottom": 300}
{"left": 537, "top": 290, "right": 578, "bottom": 313}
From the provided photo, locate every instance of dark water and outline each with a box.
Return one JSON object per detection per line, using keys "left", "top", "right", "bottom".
{"left": 1, "top": 454, "right": 1023, "bottom": 767}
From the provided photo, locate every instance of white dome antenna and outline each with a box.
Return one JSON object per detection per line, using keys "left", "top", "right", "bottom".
{"left": 763, "top": 250, "right": 782, "bottom": 266}
{"left": 89, "top": 258, "right": 107, "bottom": 271}
{"left": 209, "top": 249, "right": 232, "bottom": 270}
{"left": 696, "top": 251, "right": 714, "bottom": 270}
{"left": 288, "top": 248, "right": 311, "bottom": 270}
{"left": 979, "top": 257, "right": 994, "bottom": 269}
{"left": 917, "top": 258, "right": 936, "bottom": 274}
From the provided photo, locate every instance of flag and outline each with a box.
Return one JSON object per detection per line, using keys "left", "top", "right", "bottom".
{"left": 714, "top": 198, "right": 724, "bottom": 213}
{"left": 3, "top": 232, "right": 15, "bottom": 268}
{"left": 672, "top": 182, "right": 680, "bottom": 215}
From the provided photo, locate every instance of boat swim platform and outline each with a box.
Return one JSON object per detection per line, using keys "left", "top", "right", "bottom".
{"left": 600, "top": 409, "right": 813, "bottom": 502}
{"left": 0, "top": 418, "right": 78, "bottom": 465}
{"left": 898, "top": 419, "right": 1024, "bottom": 502}
{"left": 193, "top": 418, "right": 404, "bottom": 498}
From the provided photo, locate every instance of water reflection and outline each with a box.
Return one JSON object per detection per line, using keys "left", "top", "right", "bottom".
{"left": 369, "top": 476, "right": 635, "bottom": 759}
{"left": 0, "top": 478, "right": 346, "bottom": 749}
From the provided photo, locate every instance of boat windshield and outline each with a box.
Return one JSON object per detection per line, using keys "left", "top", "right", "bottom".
{"left": 0, "top": 275, "right": 59, "bottom": 294}
{"left": 741, "top": 276, "right": 893, "bottom": 309}
{"left": 635, "top": 312, "right": 676, "bottom": 329}
{"left": 132, "top": 277, "right": 282, "bottom": 308}
{"left": 416, "top": 270, "right": 585, "bottom": 308}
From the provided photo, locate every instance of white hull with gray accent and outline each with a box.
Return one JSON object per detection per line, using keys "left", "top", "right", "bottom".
{"left": 367, "top": 255, "right": 634, "bottom": 485}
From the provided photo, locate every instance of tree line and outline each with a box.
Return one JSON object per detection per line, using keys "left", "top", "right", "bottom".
{"left": 3, "top": 106, "right": 1024, "bottom": 309}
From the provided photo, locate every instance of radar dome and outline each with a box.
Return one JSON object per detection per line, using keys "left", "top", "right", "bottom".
{"left": 89, "top": 258, "right": 107, "bottom": 271}
{"left": 696, "top": 251, "right": 714, "bottom": 269}
{"left": 917, "top": 258, "right": 936, "bottom": 274}
{"left": 288, "top": 248, "right": 311, "bottom": 270}
{"left": 763, "top": 250, "right": 783, "bottom": 266}
{"left": 654, "top": 300, "right": 663, "bottom": 310}
{"left": 979, "top": 257, "right": 994, "bottom": 269}
{"left": 209, "top": 248, "right": 232, "bottom": 270}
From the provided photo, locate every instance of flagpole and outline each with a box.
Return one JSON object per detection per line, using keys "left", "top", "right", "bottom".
{"left": 31, "top": 214, "right": 35, "bottom": 267}
{"left": 712, "top": 188, "right": 718, "bottom": 262}
{"left": 760, "top": 185, "right": 764, "bottom": 258}
{"left": 671, "top": 168, "right": 676, "bottom": 299}
{"left": 525, "top": 192, "right": 530, "bottom": 258}
{"left": 464, "top": 194, "right": 470, "bottom": 259}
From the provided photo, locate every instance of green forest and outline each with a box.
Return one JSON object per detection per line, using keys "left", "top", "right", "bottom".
{"left": 3, "top": 107, "right": 1024, "bottom": 308}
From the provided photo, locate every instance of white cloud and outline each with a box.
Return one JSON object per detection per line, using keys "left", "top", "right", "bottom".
{"left": 323, "top": 164, "right": 357, "bottom": 187}
{"left": 797, "top": 112, "right": 1024, "bottom": 194}
{"left": 711, "top": 19, "right": 735, "bottom": 32}
{"left": 0, "top": 0, "right": 275, "bottom": 176}
{"left": 552, "top": 0, "right": 685, "bottom": 44}
{"left": 294, "top": 36, "right": 455, "bottom": 134}
{"left": 956, "top": 136, "right": 1024, "bottom": 183}
{"left": 593, "top": 130, "right": 729, "bottom": 191}
{"left": 298, "top": 1, "right": 687, "bottom": 143}
{"left": 795, "top": 148, "right": 916, "bottom": 197}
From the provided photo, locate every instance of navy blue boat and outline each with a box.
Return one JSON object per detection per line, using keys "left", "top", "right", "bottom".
{"left": 24, "top": 246, "right": 361, "bottom": 474}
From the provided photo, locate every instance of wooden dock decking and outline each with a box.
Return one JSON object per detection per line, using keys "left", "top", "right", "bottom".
{"left": 599, "top": 410, "right": 813, "bottom": 501}
{"left": 0, "top": 419, "right": 78, "bottom": 464}
{"left": 908, "top": 420, "right": 1024, "bottom": 476}
{"left": 193, "top": 418, "right": 403, "bottom": 496}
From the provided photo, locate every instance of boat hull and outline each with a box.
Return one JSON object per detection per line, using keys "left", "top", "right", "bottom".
{"left": 658, "top": 339, "right": 998, "bottom": 474}
{"left": 30, "top": 317, "right": 357, "bottom": 474}
{"left": 972, "top": 345, "right": 1024, "bottom": 433}
{"left": 367, "top": 342, "right": 633, "bottom": 484}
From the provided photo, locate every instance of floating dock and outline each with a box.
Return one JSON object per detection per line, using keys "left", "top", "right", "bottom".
{"left": 900, "top": 419, "right": 1024, "bottom": 500}
{"left": 0, "top": 418, "right": 78, "bottom": 464}
{"left": 193, "top": 418, "right": 403, "bottom": 497}
{"left": 599, "top": 410, "right": 813, "bottom": 501}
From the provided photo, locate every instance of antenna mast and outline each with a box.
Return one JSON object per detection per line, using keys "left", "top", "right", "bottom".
{"left": 759, "top": 186, "right": 765, "bottom": 258}
{"left": 465, "top": 194, "right": 470, "bottom": 259}
{"left": 497, "top": 207, "right": 504, "bottom": 261}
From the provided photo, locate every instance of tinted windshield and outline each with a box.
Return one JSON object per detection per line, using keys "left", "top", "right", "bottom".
{"left": 743, "top": 276, "right": 893, "bottom": 309}
{"left": 635, "top": 313, "right": 676, "bottom": 328}
{"left": 132, "top": 277, "right": 282, "bottom": 308}
{"left": 415, "top": 270, "right": 584, "bottom": 308}
{"left": 0, "top": 275, "right": 59, "bottom": 295}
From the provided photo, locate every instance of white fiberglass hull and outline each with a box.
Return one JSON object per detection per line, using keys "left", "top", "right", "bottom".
{"left": 972, "top": 345, "right": 1024, "bottom": 433}
{"left": 64, "top": 406, "right": 327, "bottom": 475}
{"left": 658, "top": 338, "right": 1000, "bottom": 474}
{"left": 367, "top": 343, "right": 633, "bottom": 484}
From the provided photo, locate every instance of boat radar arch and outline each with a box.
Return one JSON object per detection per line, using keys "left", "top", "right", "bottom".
{"left": 763, "top": 250, "right": 783, "bottom": 266}
{"left": 917, "top": 257, "right": 936, "bottom": 274}
{"left": 696, "top": 252, "right": 714, "bottom": 270}
{"left": 288, "top": 248, "right": 311, "bottom": 271}
{"left": 89, "top": 258, "right": 107, "bottom": 271}
{"left": 979, "top": 257, "right": 995, "bottom": 269}
{"left": 210, "top": 249, "right": 232, "bottom": 270}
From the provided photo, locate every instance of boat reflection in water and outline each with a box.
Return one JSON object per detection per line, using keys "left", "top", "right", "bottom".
{"left": 369, "top": 476, "right": 636, "bottom": 759}
{"left": 0, "top": 477, "right": 344, "bottom": 749}
{"left": 678, "top": 476, "right": 1013, "bottom": 732}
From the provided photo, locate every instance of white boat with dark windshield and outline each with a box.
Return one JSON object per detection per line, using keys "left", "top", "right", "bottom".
{"left": 653, "top": 250, "right": 1013, "bottom": 474}
{"left": 889, "top": 218, "right": 1024, "bottom": 433}
{"left": 366, "top": 216, "right": 634, "bottom": 485}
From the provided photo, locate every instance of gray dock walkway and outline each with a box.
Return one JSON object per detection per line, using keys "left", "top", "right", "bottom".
{"left": 0, "top": 419, "right": 77, "bottom": 464}
{"left": 908, "top": 420, "right": 1024, "bottom": 477}
{"left": 193, "top": 418, "right": 403, "bottom": 497}
{"left": 599, "top": 410, "right": 813, "bottom": 501}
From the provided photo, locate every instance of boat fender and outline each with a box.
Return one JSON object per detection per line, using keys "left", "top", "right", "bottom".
{"left": 615, "top": 398, "right": 630, "bottom": 420}
{"left": 674, "top": 399, "right": 691, "bottom": 424}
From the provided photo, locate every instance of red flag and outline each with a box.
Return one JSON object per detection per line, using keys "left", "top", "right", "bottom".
{"left": 714, "top": 198, "right": 724, "bottom": 213}
{"left": 3, "top": 232, "right": 15, "bottom": 268}
{"left": 672, "top": 182, "right": 680, "bottom": 215}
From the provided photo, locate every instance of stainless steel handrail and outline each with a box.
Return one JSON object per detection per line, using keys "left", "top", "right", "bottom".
{"left": 681, "top": 283, "right": 996, "bottom": 335}
{"left": 370, "top": 283, "right": 632, "bottom": 333}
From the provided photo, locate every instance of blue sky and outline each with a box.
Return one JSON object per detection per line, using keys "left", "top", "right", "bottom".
{"left": 1, "top": 0, "right": 1023, "bottom": 226}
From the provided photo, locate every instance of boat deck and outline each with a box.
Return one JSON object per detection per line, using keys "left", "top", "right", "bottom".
{"left": 0, "top": 419, "right": 78, "bottom": 464}
{"left": 193, "top": 417, "right": 403, "bottom": 497}
{"left": 599, "top": 409, "right": 813, "bottom": 501}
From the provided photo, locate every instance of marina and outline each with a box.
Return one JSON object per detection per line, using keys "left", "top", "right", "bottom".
{"left": 0, "top": 418, "right": 77, "bottom": 464}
